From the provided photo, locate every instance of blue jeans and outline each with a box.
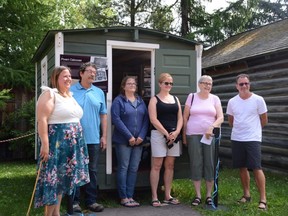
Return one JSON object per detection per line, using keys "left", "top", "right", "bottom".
{"left": 115, "top": 143, "right": 143, "bottom": 199}
{"left": 74, "top": 144, "right": 100, "bottom": 206}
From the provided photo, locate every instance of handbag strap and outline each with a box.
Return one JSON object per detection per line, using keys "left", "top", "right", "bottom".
{"left": 190, "top": 93, "right": 194, "bottom": 107}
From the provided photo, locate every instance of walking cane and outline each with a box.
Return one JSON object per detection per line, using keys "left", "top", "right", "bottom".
{"left": 211, "top": 127, "right": 220, "bottom": 209}
{"left": 26, "top": 160, "right": 43, "bottom": 216}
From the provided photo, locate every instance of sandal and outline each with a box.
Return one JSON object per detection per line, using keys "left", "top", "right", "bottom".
{"left": 163, "top": 197, "right": 180, "bottom": 205}
{"left": 191, "top": 197, "right": 202, "bottom": 206}
{"left": 258, "top": 201, "right": 267, "bottom": 210}
{"left": 120, "top": 200, "right": 136, "bottom": 208}
{"left": 151, "top": 200, "right": 161, "bottom": 207}
{"left": 205, "top": 197, "right": 213, "bottom": 205}
{"left": 237, "top": 195, "right": 251, "bottom": 203}
{"left": 129, "top": 199, "right": 140, "bottom": 207}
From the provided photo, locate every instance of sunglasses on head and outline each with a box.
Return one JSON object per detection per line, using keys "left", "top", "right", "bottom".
{"left": 238, "top": 82, "right": 250, "bottom": 86}
{"left": 163, "top": 82, "right": 173, "bottom": 86}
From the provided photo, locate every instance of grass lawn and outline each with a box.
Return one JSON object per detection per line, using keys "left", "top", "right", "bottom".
{"left": 0, "top": 161, "right": 287, "bottom": 216}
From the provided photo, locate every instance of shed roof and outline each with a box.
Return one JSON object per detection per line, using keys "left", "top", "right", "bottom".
{"left": 202, "top": 18, "right": 288, "bottom": 69}
{"left": 32, "top": 26, "right": 201, "bottom": 62}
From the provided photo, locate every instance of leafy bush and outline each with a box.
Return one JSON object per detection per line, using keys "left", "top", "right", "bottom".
{"left": 0, "top": 98, "right": 35, "bottom": 159}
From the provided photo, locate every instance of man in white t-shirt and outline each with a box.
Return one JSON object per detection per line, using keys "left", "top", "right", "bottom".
{"left": 226, "top": 74, "right": 268, "bottom": 211}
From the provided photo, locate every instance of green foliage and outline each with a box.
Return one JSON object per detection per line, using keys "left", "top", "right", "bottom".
{"left": 0, "top": 0, "right": 55, "bottom": 90}
{"left": 172, "top": 168, "right": 288, "bottom": 215}
{"left": 195, "top": 0, "right": 288, "bottom": 47}
{"left": 83, "top": 0, "right": 119, "bottom": 27}
{"left": 0, "top": 163, "right": 287, "bottom": 215}
{"left": 0, "top": 88, "right": 12, "bottom": 110}
{"left": 0, "top": 99, "right": 35, "bottom": 159}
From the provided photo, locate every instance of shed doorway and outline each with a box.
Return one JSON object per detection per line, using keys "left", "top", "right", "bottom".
{"left": 111, "top": 49, "right": 151, "bottom": 174}
{"left": 106, "top": 40, "right": 159, "bottom": 175}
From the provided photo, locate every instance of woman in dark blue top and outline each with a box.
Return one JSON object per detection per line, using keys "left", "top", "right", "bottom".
{"left": 148, "top": 73, "right": 183, "bottom": 207}
{"left": 111, "top": 76, "right": 149, "bottom": 207}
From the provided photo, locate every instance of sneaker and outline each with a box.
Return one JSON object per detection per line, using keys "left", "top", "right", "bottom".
{"left": 72, "top": 203, "right": 82, "bottom": 213}
{"left": 87, "top": 203, "right": 104, "bottom": 212}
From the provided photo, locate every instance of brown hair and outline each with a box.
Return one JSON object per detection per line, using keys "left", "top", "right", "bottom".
{"left": 236, "top": 74, "right": 250, "bottom": 83}
{"left": 120, "top": 76, "right": 137, "bottom": 95}
{"left": 50, "top": 66, "right": 71, "bottom": 90}
{"left": 78, "top": 62, "right": 97, "bottom": 81}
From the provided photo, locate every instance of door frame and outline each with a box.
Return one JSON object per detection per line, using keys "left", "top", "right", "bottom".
{"left": 106, "top": 40, "right": 160, "bottom": 174}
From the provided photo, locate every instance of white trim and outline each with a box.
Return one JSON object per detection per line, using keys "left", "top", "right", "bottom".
{"left": 107, "top": 40, "right": 159, "bottom": 50}
{"left": 41, "top": 56, "right": 48, "bottom": 87}
{"left": 55, "top": 32, "right": 64, "bottom": 66}
{"left": 195, "top": 44, "right": 203, "bottom": 91}
{"left": 35, "top": 63, "right": 38, "bottom": 160}
{"left": 105, "top": 40, "right": 159, "bottom": 175}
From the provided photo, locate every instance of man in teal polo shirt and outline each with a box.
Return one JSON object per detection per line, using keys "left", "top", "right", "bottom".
{"left": 70, "top": 62, "right": 107, "bottom": 213}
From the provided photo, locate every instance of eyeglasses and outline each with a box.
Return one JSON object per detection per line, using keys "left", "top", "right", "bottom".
{"left": 85, "top": 69, "right": 96, "bottom": 74}
{"left": 238, "top": 82, "right": 250, "bottom": 86}
{"left": 126, "top": 83, "right": 137, "bottom": 86}
{"left": 200, "top": 82, "right": 212, "bottom": 86}
{"left": 163, "top": 82, "right": 173, "bottom": 86}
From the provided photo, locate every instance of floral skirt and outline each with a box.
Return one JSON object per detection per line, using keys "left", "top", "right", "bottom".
{"left": 34, "top": 122, "right": 89, "bottom": 207}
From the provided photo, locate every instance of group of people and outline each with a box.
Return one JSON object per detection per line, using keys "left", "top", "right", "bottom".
{"left": 34, "top": 62, "right": 268, "bottom": 215}
{"left": 35, "top": 63, "right": 106, "bottom": 216}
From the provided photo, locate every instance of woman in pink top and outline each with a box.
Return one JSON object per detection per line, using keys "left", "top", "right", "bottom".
{"left": 182, "top": 75, "right": 223, "bottom": 207}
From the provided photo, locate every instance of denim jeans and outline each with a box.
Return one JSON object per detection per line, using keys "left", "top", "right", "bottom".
{"left": 115, "top": 143, "right": 143, "bottom": 199}
{"left": 74, "top": 144, "right": 100, "bottom": 206}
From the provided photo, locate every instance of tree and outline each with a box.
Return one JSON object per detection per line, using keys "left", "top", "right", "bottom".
{"left": 82, "top": 0, "right": 175, "bottom": 32}
{"left": 180, "top": 0, "right": 212, "bottom": 37}
{"left": 192, "top": 0, "right": 288, "bottom": 47}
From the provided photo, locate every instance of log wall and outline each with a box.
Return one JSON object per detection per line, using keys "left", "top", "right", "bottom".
{"left": 203, "top": 49, "right": 288, "bottom": 174}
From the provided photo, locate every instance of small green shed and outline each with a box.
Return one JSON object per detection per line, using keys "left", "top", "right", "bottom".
{"left": 32, "top": 26, "right": 203, "bottom": 189}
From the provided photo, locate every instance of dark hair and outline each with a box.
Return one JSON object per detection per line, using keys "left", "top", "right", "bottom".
{"left": 50, "top": 66, "right": 71, "bottom": 90}
{"left": 236, "top": 74, "right": 250, "bottom": 83}
{"left": 78, "top": 62, "right": 97, "bottom": 81}
{"left": 120, "top": 76, "right": 137, "bottom": 95}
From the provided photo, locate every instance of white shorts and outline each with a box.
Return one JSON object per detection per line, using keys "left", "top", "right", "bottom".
{"left": 150, "top": 130, "right": 181, "bottom": 157}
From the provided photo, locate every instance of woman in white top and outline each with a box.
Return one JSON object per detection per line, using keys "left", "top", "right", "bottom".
{"left": 34, "top": 66, "right": 89, "bottom": 216}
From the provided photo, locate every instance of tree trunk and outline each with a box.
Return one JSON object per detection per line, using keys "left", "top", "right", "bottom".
{"left": 181, "top": 0, "right": 189, "bottom": 36}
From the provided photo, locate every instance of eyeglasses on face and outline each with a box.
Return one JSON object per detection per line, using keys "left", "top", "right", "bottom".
{"left": 163, "top": 82, "right": 173, "bottom": 86}
{"left": 84, "top": 69, "right": 96, "bottom": 74}
{"left": 200, "top": 82, "right": 212, "bottom": 86}
{"left": 126, "top": 82, "right": 137, "bottom": 86}
{"left": 238, "top": 82, "right": 250, "bottom": 86}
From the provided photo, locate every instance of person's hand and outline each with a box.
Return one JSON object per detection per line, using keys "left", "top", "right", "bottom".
{"left": 129, "top": 137, "right": 136, "bottom": 146}
{"left": 169, "top": 131, "right": 180, "bottom": 143}
{"left": 135, "top": 137, "right": 143, "bottom": 145}
{"left": 100, "top": 136, "right": 107, "bottom": 151}
{"left": 40, "top": 144, "right": 49, "bottom": 162}
{"left": 205, "top": 126, "right": 214, "bottom": 139}
{"left": 182, "top": 137, "right": 187, "bottom": 146}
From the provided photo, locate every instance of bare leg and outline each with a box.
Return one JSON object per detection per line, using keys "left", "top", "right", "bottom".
{"left": 163, "top": 156, "right": 175, "bottom": 200}
{"left": 240, "top": 168, "right": 250, "bottom": 198}
{"left": 193, "top": 180, "right": 201, "bottom": 199}
{"left": 44, "top": 194, "right": 62, "bottom": 216}
{"left": 45, "top": 205, "right": 56, "bottom": 216}
{"left": 150, "top": 157, "right": 164, "bottom": 201}
{"left": 205, "top": 180, "right": 214, "bottom": 198}
{"left": 253, "top": 169, "right": 267, "bottom": 208}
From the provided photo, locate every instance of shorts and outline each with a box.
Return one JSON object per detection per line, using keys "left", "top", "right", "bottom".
{"left": 150, "top": 130, "right": 181, "bottom": 157}
{"left": 231, "top": 140, "right": 262, "bottom": 170}
{"left": 187, "top": 135, "right": 215, "bottom": 181}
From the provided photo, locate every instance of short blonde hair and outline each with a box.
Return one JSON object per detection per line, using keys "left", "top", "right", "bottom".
{"left": 158, "top": 73, "right": 172, "bottom": 83}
